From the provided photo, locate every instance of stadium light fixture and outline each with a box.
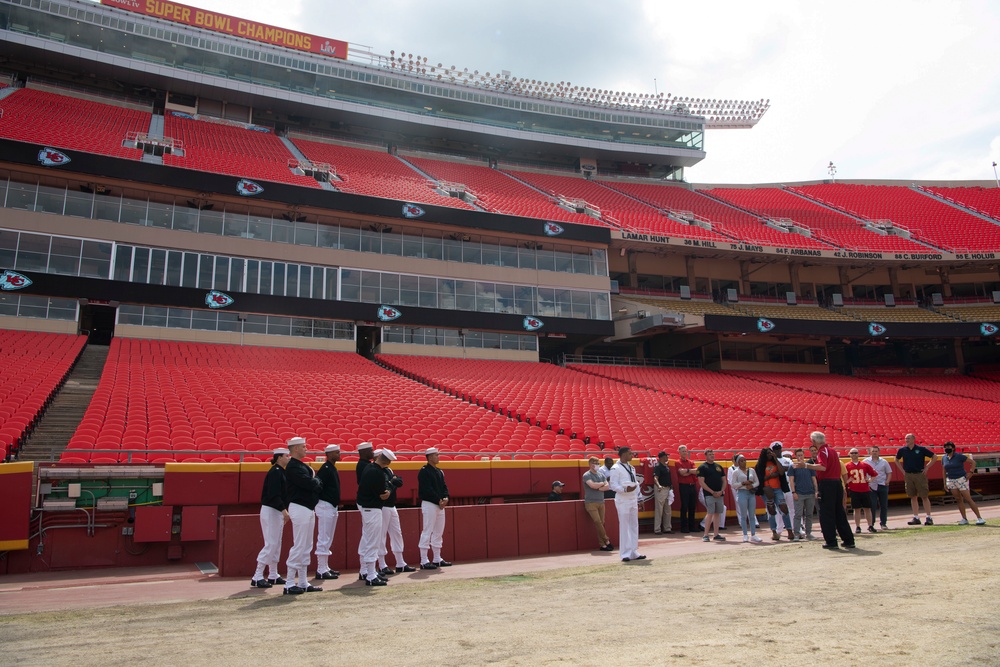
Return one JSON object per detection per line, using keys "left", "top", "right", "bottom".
{"left": 827, "top": 161, "right": 837, "bottom": 183}
{"left": 993, "top": 161, "right": 999, "bottom": 188}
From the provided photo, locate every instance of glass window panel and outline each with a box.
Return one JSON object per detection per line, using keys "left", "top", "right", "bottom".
{"left": 47, "top": 252, "right": 79, "bottom": 276}
{"left": 464, "top": 330, "right": 482, "bottom": 347}
{"left": 482, "top": 332, "right": 501, "bottom": 349}
{"left": 181, "top": 252, "right": 198, "bottom": 287}
{"left": 0, "top": 231, "right": 14, "bottom": 268}
{"left": 499, "top": 245, "right": 518, "bottom": 268}
{"left": 6, "top": 183, "right": 37, "bottom": 210}
{"left": 243, "top": 314, "right": 267, "bottom": 334}
{"left": 418, "top": 276, "right": 437, "bottom": 308}
{"left": 455, "top": 280, "right": 475, "bottom": 311}
{"left": 495, "top": 284, "right": 515, "bottom": 313}
{"left": 35, "top": 185, "right": 65, "bottom": 214}
{"left": 271, "top": 219, "right": 293, "bottom": 244}
{"left": 317, "top": 225, "right": 338, "bottom": 249}
{"left": 172, "top": 207, "right": 199, "bottom": 232}
{"left": 536, "top": 249, "right": 555, "bottom": 272}
{"left": 294, "top": 221, "right": 317, "bottom": 246}
{"left": 462, "top": 242, "right": 482, "bottom": 264}
{"left": 120, "top": 198, "right": 147, "bottom": 225}
{"left": 223, "top": 210, "right": 249, "bottom": 238}
{"left": 443, "top": 238, "right": 462, "bottom": 262}
{"left": 286, "top": 263, "right": 299, "bottom": 297}
{"left": 230, "top": 258, "right": 245, "bottom": 292}
{"left": 143, "top": 306, "right": 168, "bottom": 327}
{"left": 291, "top": 318, "right": 312, "bottom": 337}
{"left": 161, "top": 251, "right": 183, "bottom": 286}
{"left": 555, "top": 289, "right": 573, "bottom": 317}
{"left": 537, "top": 287, "right": 556, "bottom": 317}
{"left": 295, "top": 265, "right": 309, "bottom": 298}
{"left": 592, "top": 293, "right": 611, "bottom": 320}
{"left": 399, "top": 274, "right": 419, "bottom": 306}
{"left": 571, "top": 289, "right": 591, "bottom": 318}
{"left": 17, "top": 296, "right": 49, "bottom": 319}
{"left": 167, "top": 308, "right": 192, "bottom": 328}
{"left": 94, "top": 195, "right": 121, "bottom": 222}
{"left": 246, "top": 260, "right": 260, "bottom": 294}
{"left": 198, "top": 209, "right": 224, "bottom": 235}
{"left": 117, "top": 304, "right": 144, "bottom": 325}
{"left": 553, "top": 250, "right": 573, "bottom": 273}
{"left": 518, "top": 247, "right": 537, "bottom": 270}
{"left": 476, "top": 282, "right": 496, "bottom": 312}
{"left": 325, "top": 268, "right": 337, "bottom": 301}
{"left": 217, "top": 312, "right": 241, "bottom": 332}
{"left": 131, "top": 247, "right": 150, "bottom": 283}
{"left": 146, "top": 202, "right": 173, "bottom": 229}
{"left": 191, "top": 310, "right": 217, "bottom": 330}
{"left": 80, "top": 241, "right": 112, "bottom": 279}
{"left": 437, "top": 279, "right": 455, "bottom": 310}
{"left": 272, "top": 263, "right": 286, "bottom": 296}
{"left": 361, "top": 270, "right": 381, "bottom": 303}
{"left": 0, "top": 295, "right": 17, "bottom": 316}
{"left": 149, "top": 249, "right": 167, "bottom": 285}
{"left": 340, "top": 228, "right": 360, "bottom": 251}
{"left": 113, "top": 246, "right": 133, "bottom": 281}
{"left": 591, "top": 249, "right": 608, "bottom": 276}
{"left": 481, "top": 240, "right": 500, "bottom": 266}
{"left": 259, "top": 262, "right": 273, "bottom": 294}
{"left": 312, "top": 267, "right": 324, "bottom": 299}
{"left": 64, "top": 191, "right": 94, "bottom": 218}
{"left": 572, "top": 253, "right": 592, "bottom": 275}
{"left": 382, "top": 325, "right": 403, "bottom": 343}
{"left": 401, "top": 234, "right": 422, "bottom": 258}
{"left": 380, "top": 273, "right": 399, "bottom": 305}
{"left": 333, "top": 322, "right": 354, "bottom": 341}
{"left": 312, "top": 320, "right": 333, "bottom": 339}
{"left": 198, "top": 254, "right": 214, "bottom": 288}
{"left": 248, "top": 215, "right": 271, "bottom": 241}
{"left": 423, "top": 236, "right": 443, "bottom": 260}
{"left": 266, "top": 316, "right": 291, "bottom": 336}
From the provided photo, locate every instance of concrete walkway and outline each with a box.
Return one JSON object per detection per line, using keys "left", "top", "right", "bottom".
{"left": 2, "top": 500, "right": 997, "bottom": 615}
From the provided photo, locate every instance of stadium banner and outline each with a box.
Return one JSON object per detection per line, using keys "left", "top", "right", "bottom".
{"left": 612, "top": 230, "right": 974, "bottom": 263}
{"left": 11, "top": 271, "right": 615, "bottom": 337}
{"left": 703, "top": 314, "right": 991, "bottom": 339}
{"left": 0, "top": 139, "right": 610, "bottom": 244}
{"left": 99, "top": 0, "right": 348, "bottom": 60}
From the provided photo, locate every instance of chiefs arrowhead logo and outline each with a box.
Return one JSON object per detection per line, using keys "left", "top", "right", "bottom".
{"left": 205, "top": 290, "right": 234, "bottom": 308}
{"left": 377, "top": 305, "right": 402, "bottom": 322}
{"left": 402, "top": 203, "right": 425, "bottom": 219}
{"left": 37, "top": 148, "right": 71, "bottom": 167}
{"left": 0, "top": 270, "right": 32, "bottom": 291}
{"left": 523, "top": 316, "right": 544, "bottom": 332}
{"left": 868, "top": 322, "right": 887, "bottom": 337}
{"left": 236, "top": 179, "right": 263, "bottom": 196}
{"left": 756, "top": 318, "right": 775, "bottom": 333}
{"left": 981, "top": 323, "right": 998, "bottom": 337}
{"left": 543, "top": 222, "right": 565, "bottom": 236}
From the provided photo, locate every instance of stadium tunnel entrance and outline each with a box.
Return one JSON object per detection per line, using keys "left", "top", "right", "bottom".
{"left": 356, "top": 324, "right": 380, "bottom": 359}
{"left": 79, "top": 303, "right": 116, "bottom": 346}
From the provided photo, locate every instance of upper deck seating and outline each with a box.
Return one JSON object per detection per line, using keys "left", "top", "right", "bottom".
{"left": 789, "top": 184, "right": 1000, "bottom": 252}
{"left": 162, "top": 115, "right": 320, "bottom": 187}
{"left": 923, "top": 186, "right": 1000, "bottom": 222}
{"left": 293, "top": 140, "right": 476, "bottom": 209}
{"left": 0, "top": 88, "right": 148, "bottom": 159}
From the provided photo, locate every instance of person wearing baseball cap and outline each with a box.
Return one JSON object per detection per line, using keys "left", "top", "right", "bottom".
{"left": 417, "top": 447, "right": 452, "bottom": 569}
{"left": 282, "top": 437, "right": 323, "bottom": 594}
{"left": 251, "top": 447, "right": 290, "bottom": 589}
{"left": 357, "top": 449, "right": 394, "bottom": 586}
{"left": 548, "top": 480, "right": 565, "bottom": 501}
{"left": 314, "top": 444, "right": 342, "bottom": 581}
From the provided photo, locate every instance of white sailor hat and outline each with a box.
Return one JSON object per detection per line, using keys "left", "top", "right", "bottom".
{"left": 324, "top": 444, "right": 340, "bottom": 453}
{"left": 273, "top": 447, "right": 290, "bottom": 456}
{"left": 769, "top": 441, "right": 783, "bottom": 450}
{"left": 357, "top": 441, "right": 374, "bottom": 451}
{"left": 373, "top": 448, "right": 384, "bottom": 457}
{"left": 423, "top": 447, "right": 439, "bottom": 456}
{"left": 286, "top": 437, "right": 306, "bottom": 448}
{"left": 381, "top": 449, "right": 397, "bottom": 462}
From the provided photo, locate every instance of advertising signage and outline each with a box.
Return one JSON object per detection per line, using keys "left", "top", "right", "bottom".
{"left": 100, "top": 0, "right": 348, "bottom": 59}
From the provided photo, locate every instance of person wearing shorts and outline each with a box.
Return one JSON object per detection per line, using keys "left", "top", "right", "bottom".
{"left": 697, "top": 450, "right": 727, "bottom": 543}
{"left": 843, "top": 449, "right": 877, "bottom": 534}
{"left": 941, "top": 441, "right": 986, "bottom": 526}
{"left": 895, "top": 434, "right": 935, "bottom": 526}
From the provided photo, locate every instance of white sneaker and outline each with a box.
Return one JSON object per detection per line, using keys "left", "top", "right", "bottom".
{"left": 751, "top": 535, "right": 763, "bottom": 543}
{"left": 743, "top": 535, "right": 749, "bottom": 543}
{"left": 958, "top": 519, "right": 969, "bottom": 525}
{"left": 976, "top": 518, "right": 986, "bottom": 525}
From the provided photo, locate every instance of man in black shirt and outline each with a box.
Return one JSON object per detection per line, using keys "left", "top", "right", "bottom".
{"left": 547, "top": 480, "right": 565, "bottom": 501}
{"left": 697, "top": 449, "right": 727, "bottom": 543}
{"left": 283, "top": 437, "right": 323, "bottom": 595}
{"left": 896, "top": 433, "right": 936, "bottom": 526}
{"left": 417, "top": 447, "right": 451, "bottom": 569}
{"left": 602, "top": 456, "right": 616, "bottom": 499}
{"left": 357, "top": 449, "right": 392, "bottom": 586}
{"left": 376, "top": 450, "right": 414, "bottom": 575}
{"left": 653, "top": 450, "right": 673, "bottom": 534}
{"left": 314, "top": 444, "right": 342, "bottom": 581}
{"left": 356, "top": 441, "right": 374, "bottom": 485}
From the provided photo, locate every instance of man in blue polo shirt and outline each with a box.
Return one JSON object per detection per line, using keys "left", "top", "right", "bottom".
{"left": 895, "top": 433, "right": 935, "bottom": 526}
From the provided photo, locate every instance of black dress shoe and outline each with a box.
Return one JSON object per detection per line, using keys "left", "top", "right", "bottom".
{"left": 622, "top": 557, "right": 631, "bottom": 562}
{"left": 378, "top": 567, "right": 395, "bottom": 576}
{"left": 365, "top": 577, "right": 388, "bottom": 586}
{"left": 250, "top": 578, "right": 272, "bottom": 588}
{"left": 268, "top": 577, "right": 286, "bottom": 586}
{"left": 283, "top": 586, "right": 305, "bottom": 595}
{"left": 436, "top": 560, "right": 453, "bottom": 567}
{"left": 304, "top": 585, "right": 323, "bottom": 592}
{"left": 843, "top": 543, "right": 857, "bottom": 549}
{"left": 634, "top": 554, "right": 647, "bottom": 560}
{"left": 396, "top": 565, "right": 416, "bottom": 573}
{"left": 821, "top": 544, "right": 840, "bottom": 550}
{"left": 317, "top": 571, "right": 339, "bottom": 580}
{"left": 420, "top": 563, "right": 439, "bottom": 570}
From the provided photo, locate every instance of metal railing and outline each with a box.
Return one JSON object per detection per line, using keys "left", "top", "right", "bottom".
{"left": 562, "top": 354, "right": 702, "bottom": 369}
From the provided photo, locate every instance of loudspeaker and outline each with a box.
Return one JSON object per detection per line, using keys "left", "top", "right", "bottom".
{"left": 832, "top": 293, "right": 844, "bottom": 306}
{"left": 786, "top": 292, "right": 797, "bottom": 305}
{"left": 726, "top": 288, "right": 738, "bottom": 303}
{"left": 931, "top": 293, "right": 944, "bottom": 306}
{"left": 884, "top": 294, "right": 895, "bottom": 307}
{"left": 679, "top": 286, "right": 691, "bottom": 300}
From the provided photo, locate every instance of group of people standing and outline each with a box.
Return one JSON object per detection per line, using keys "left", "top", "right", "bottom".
{"left": 252, "top": 437, "right": 453, "bottom": 595}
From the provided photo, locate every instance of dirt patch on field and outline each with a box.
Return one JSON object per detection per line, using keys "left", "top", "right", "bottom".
{"left": 3, "top": 525, "right": 999, "bottom": 667}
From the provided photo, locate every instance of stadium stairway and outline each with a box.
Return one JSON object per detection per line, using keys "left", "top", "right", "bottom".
{"left": 280, "top": 136, "right": 337, "bottom": 191}
{"left": 21, "top": 345, "right": 109, "bottom": 463}
{"left": 0, "top": 85, "right": 20, "bottom": 101}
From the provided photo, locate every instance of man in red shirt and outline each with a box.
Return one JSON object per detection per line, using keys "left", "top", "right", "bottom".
{"left": 796, "top": 431, "right": 855, "bottom": 550}
{"left": 844, "top": 449, "right": 878, "bottom": 534}
{"left": 676, "top": 445, "right": 698, "bottom": 533}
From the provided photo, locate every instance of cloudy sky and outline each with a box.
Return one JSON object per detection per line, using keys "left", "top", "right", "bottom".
{"left": 170, "top": 0, "right": 1000, "bottom": 184}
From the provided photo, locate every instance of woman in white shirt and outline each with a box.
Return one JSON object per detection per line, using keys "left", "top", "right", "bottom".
{"left": 730, "top": 454, "right": 762, "bottom": 543}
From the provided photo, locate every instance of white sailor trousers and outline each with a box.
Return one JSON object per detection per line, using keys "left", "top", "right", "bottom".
{"left": 615, "top": 493, "right": 640, "bottom": 559}
{"left": 314, "top": 500, "right": 339, "bottom": 557}
{"left": 256, "top": 505, "right": 283, "bottom": 575}
{"left": 418, "top": 500, "right": 446, "bottom": 562}
{"left": 285, "top": 502, "right": 315, "bottom": 580}
{"left": 358, "top": 507, "right": 384, "bottom": 566}
{"left": 379, "top": 506, "right": 405, "bottom": 563}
